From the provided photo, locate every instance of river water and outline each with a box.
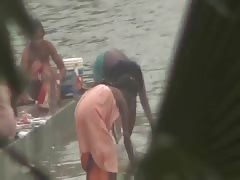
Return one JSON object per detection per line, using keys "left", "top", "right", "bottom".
{"left": 11, "top": 0, "right": 188, "bottom": 179}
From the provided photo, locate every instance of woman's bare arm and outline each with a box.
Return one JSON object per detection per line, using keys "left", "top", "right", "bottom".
{"left": 47, "top": 41, "right": 66, "bottom": 81}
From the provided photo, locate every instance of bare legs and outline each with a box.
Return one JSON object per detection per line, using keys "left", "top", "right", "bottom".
{"left": 42, "top": 66, "right": 60, "bottom": 114}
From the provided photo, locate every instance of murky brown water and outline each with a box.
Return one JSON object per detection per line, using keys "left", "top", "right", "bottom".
{"left": 10, "top": 0, "right": 188, "bottom": 179}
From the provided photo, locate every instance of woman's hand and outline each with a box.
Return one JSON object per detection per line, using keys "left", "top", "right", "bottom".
{"left": 55, "top": 72, "right": 64, "bottom": 82}
{"left": 125, "top": 160, "right": 137, "bottom": 180}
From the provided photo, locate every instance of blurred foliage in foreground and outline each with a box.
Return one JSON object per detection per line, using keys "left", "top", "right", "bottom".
{"left": 136, "top": 0, "right": 240, "bottom": 180}
{"left": 0, "top": 0, "right": 34, "bottom": 94}
{"left": 0, "top": 0, "right": 50, "bottom": 179}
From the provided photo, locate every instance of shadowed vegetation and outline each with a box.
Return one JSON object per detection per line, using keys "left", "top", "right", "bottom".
{"left": 0, "top": 0, "right": 50, "bottom": 179}
{"left": 136, "top": 0, "right": 240, "bottom": 179}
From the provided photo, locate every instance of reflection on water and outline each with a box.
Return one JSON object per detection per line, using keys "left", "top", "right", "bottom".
{"left": 11, "top": 0, "right": 188, "bottom": 179}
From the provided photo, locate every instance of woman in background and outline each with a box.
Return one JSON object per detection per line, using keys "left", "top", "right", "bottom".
{"left": 20, "top": 18, "right": 65, "bottom": 112}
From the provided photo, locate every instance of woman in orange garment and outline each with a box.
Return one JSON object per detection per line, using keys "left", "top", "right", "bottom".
{"left": 75, "top": 73, "right": 139, "bottom": 180}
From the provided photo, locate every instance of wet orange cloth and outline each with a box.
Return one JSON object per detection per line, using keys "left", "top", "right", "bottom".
{"left": 37, "top": 83, "right": 49, "bottom": 108}
{"left": 31, "top": 62, "right": 56, "bottom": 108}
{"left": 75, "top": 84, "right": 120, "bottom": 179}
{"left": 81, "top": 152, "right": 112, "bottom": 180}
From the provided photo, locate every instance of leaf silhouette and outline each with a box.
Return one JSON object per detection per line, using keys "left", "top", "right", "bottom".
{"left": 0, "top": 0, "right": 34, "bottom": 94}
{"left": 136, "top": 1, "right": 240, "bottom": 179}
{"left": 0, "top": 0, "right": 50, "bottom": 179}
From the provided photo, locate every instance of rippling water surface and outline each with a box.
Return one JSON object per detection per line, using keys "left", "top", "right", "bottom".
{"left": 11, "top": 0, "right": 188, "bottom": 179}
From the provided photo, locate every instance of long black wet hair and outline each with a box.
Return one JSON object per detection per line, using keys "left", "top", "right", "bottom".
{"left": 95, "top": 74, "right": 139, "bottom": 110}
{"left": 104, "top": 60, "right": 144, "bottom": 94}
{"left": 87, "top": 60, "right": 143, "bottom": 100}
{"left": 90, "top": 60, "right": 143, "bottom": 105}
{"left": 107, "top": 74, "right": 139, "bottom": 97}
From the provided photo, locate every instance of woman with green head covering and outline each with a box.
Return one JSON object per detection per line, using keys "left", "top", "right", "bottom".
{"left": 92, "top": 48, "right": 153, "bottom": 135}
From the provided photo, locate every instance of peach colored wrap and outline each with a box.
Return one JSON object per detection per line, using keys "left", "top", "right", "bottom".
{"left": 75, "top": 84, "right": 120, "bottom": 173}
